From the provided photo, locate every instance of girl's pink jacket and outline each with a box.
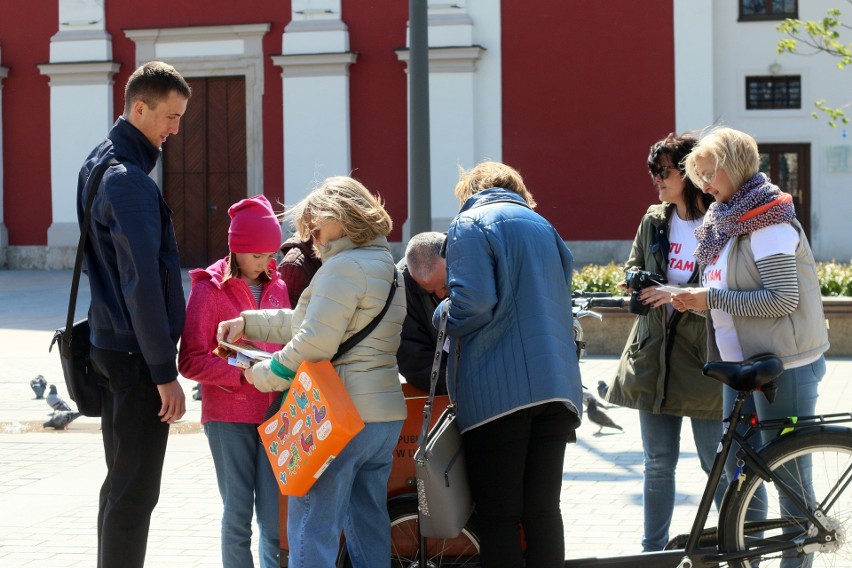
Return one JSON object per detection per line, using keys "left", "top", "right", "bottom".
{"left": 178, "top": 258, "right": 290, "bottom": 424}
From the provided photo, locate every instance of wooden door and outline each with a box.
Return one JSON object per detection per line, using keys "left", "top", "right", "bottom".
{"left": 163, "top": 76, "right": 247, "bottom": 268}
{"left": 758, "top": 143, "right": 811, "bottom": 240}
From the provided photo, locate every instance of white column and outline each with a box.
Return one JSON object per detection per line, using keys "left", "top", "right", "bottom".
{"left": 674, "top": 0, "right": 715, "bottom": 133}
{"left": 0, "top": 53, "right": 8, "bottom": 257}
{"left": 396, "top": 1, "right": 491, "bottom": 231}
{"left": 272, "top": 0, "right": 356, "bottom": 206}
{"left": 37, "top": 0, "right": 117, "bottom": 268}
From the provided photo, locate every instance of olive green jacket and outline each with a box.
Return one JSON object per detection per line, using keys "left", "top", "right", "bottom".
{"left": 606, "top": 204, "right": 722, "bottom": 419}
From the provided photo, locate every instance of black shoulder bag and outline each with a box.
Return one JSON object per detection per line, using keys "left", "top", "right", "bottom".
{"left": 49, "top": 158, "right": 119, "bottom": 417}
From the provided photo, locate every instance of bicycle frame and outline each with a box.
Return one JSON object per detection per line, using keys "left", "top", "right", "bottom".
{"left": 564, "top": 389, "right": 852, "bottom": 567}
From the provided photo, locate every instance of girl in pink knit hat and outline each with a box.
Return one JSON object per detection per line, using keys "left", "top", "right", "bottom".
{"left": 179, "top": 195, "right": 289, "bottom": 568}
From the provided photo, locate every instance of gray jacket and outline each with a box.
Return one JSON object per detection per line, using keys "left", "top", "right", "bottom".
{"left": 707, "top": 218, "right": 829, "bottom": 366}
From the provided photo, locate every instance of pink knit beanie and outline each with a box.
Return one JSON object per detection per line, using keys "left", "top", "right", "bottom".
{"left": 227, "top": 195, "right": 282, "bottom": 253}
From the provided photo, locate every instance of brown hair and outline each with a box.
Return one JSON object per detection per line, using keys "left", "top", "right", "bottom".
{"left": 454, "top": 161, "right": 537, "bottom": 208}
{"left": 221, "top": 253, "right": 273, "bottom": 284}
{"left": 647, "top": 133, "right": 713, "bottom": 220}
{"left": 123, "top": 61, "right": 192, "bottom": 115}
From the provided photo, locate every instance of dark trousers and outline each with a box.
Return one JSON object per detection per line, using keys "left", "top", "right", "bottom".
{"left": 462, "top": 401, "right": 574, "bottom": 568}
{"left": 91, "top": 346, "right": 170, "bottom": 568}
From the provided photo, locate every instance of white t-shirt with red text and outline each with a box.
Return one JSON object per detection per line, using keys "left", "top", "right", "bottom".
{"left": 702, "top": 224, "right": 799, "bottom": 361}
{"left": 667, "top": 213, "right": 702, "bottom": 286}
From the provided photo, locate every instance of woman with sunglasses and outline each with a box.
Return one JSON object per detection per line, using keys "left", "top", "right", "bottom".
{"left": 673, "top": 127, "right": 827, "bottom": 567}
{"left": 606, "top": 133, "right": 724, "bottom": 552}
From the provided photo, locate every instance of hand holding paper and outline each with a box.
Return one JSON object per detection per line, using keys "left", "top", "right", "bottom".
{"left": 656, "top": 285, "right": 688, "bottom": 296}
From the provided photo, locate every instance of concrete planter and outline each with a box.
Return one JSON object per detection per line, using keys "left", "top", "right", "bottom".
{"left": 580, "top": 296, "right": 852, "bottom": 357}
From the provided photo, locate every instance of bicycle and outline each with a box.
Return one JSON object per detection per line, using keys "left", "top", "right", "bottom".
{"left": 563, "top": 352, "right": 852, "bottom": 568}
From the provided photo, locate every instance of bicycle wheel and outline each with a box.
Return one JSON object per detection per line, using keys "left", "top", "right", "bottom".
{"left": 336, "top": 495, "right": 481, "bottom": 567}
{"left": 718, "top": 428, "right": 852, "bottom": 568}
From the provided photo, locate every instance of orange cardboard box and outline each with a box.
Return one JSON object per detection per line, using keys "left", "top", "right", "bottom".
{"left": 258, "top": 360, "right": 364, "bottom": 497}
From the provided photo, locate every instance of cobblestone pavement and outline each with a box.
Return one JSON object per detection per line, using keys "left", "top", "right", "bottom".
{"left": 1, "top": 270, "right": 850, "bottom": 566}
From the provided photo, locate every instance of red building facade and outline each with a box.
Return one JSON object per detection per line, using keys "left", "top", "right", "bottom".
{"left": 0, "top": 0, "right": 673, "bottom": 268}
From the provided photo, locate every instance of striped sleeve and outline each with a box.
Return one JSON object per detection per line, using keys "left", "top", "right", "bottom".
{"left": 706, "top": 253, "right": 799, "bottom": 317}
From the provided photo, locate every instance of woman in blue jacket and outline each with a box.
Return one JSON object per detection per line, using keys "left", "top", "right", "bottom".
{"left": 435, "top": 161, "right": 582, "bottom": 567}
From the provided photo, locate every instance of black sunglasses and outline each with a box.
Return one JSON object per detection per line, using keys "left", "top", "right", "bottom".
{"left": 649, "top": 165, "right": 680, "bottom": 180}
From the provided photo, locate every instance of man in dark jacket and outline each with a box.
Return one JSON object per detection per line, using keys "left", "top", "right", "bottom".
{"left": 77, "top": 61, "right": 191, "bottom": 568}
{"left": 397, "top": 232, "right": 447, "bottom": 394}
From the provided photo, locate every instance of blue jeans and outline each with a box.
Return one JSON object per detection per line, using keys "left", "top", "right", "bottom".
{"left": 722, "top": 356, "right": 824, "bottom": 568}
{"left": 205, "top": 421, "right": 280, "bottom": 568}
{"left": 287, "top": 420, "right": 404, "bottom": 568}
{"left": 639, "top": 411, "right": 726, "bottom": 552}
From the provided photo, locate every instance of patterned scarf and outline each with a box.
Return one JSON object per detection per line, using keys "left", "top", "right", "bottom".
{"left": 694, "top": 172, "right": 795, "bottom": 266}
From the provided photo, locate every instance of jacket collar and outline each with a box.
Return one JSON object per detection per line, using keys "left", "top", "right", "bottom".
{"left": 316, "top": 235, "right": 390, "bottom": 261}
{"left": 107, "top": 117, "right": 161, "bottom": 174}
{"left": 459, "top": 187, "right": 530, "bottom": 214}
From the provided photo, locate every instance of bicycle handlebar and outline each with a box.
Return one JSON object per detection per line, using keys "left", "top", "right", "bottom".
{"left": 588, "top": 298, "right": 626, "bottom": 309}
{"left": 572, "top": 291, "right": 616, "bottom": 298}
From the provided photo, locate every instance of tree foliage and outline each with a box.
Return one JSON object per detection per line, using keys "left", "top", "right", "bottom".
{"left": 777, "top": 2, "right": 852, "bottom": 126}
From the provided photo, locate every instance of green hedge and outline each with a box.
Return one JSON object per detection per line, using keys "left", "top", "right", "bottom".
{"left": 572, "top": 261, "right": 852, "bottom": 297}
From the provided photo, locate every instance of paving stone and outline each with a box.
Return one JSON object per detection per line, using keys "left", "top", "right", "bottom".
{"left": 2, "top": 270, "right": 851, "bottom": 566}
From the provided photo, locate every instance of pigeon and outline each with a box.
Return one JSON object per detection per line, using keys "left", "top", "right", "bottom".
{"left": 43, "top": 410, "right": 82, "bottom": 430}
{"left": 192, "top": 384, "right": 202, "bottom": 401}
{"left": 585, "top": 398, "right": 623, "bottom": 435}
{"left": 30, "top": 375, "right": 48, "bottom": 399}
{"left": 596, "top": 380, "right": 609, "bottom": 400}
{"left": 582, "top": 388, "right": 614, "bottom": 410}
{"left": 46, "top": 384, "right": 72, "bottom": 412}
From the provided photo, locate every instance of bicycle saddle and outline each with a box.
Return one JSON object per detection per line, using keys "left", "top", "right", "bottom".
{"left": 702, "top": 353, "right": 784, "bottom": 392}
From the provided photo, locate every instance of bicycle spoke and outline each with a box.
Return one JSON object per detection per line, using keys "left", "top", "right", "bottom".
{"left": 820, "top": 460, "right": 852, "bottom": 515}
{"left": 718, "top": 430, "right": 852, "bottom": 567}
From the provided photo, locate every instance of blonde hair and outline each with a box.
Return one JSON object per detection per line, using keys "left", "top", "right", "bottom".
{"left": 454, "top": 161, "right": 537, "bottom": 208}
{"left": 684, "top": 127, "right": 761, "bottom": 191}
{"left": 290, "top": 176, "right": 392, "bottom": 246}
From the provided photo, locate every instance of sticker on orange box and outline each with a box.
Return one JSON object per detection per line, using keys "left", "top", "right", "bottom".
{"left": 298, "top": 372, "right": 312, "bottom": 390}
{"left": 317, "top": 420, "right": 332, "bottom": 441}
{"left": 300, "top": 430, "right": 315, "bottom": 453}
{"left": 292, "top": 418, "right": 304, "bottom": 436}
{"left": 313, "top": 404, "right": 327, "bottom": 424}
{"left": 264, "top": 419, "right": 279, "bottom": 435}
{"left": 295, "top": 390, "right": 310, "bottom": 410}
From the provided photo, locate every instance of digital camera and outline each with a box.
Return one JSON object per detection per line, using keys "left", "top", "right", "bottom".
{"left": 624, "top": 269, "right": 666, "bottom": 315}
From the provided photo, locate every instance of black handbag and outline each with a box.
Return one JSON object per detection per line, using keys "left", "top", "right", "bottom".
{"left": 414, "top": 301, "right": 474, "bottom": 538}
{"left": 49, "top": 158, "right": 118, "bottom": 417}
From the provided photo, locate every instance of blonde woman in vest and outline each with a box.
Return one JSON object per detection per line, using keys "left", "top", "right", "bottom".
{"left": 217, "top": 176, "right": 407, "bottom": 568}
{"left": 673, "top": 127, "right": 828, "bottom": 568}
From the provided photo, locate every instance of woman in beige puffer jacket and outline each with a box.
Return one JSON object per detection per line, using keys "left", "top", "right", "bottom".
{"left": 218, "top": 176, "right": 406, "bottom": 567}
